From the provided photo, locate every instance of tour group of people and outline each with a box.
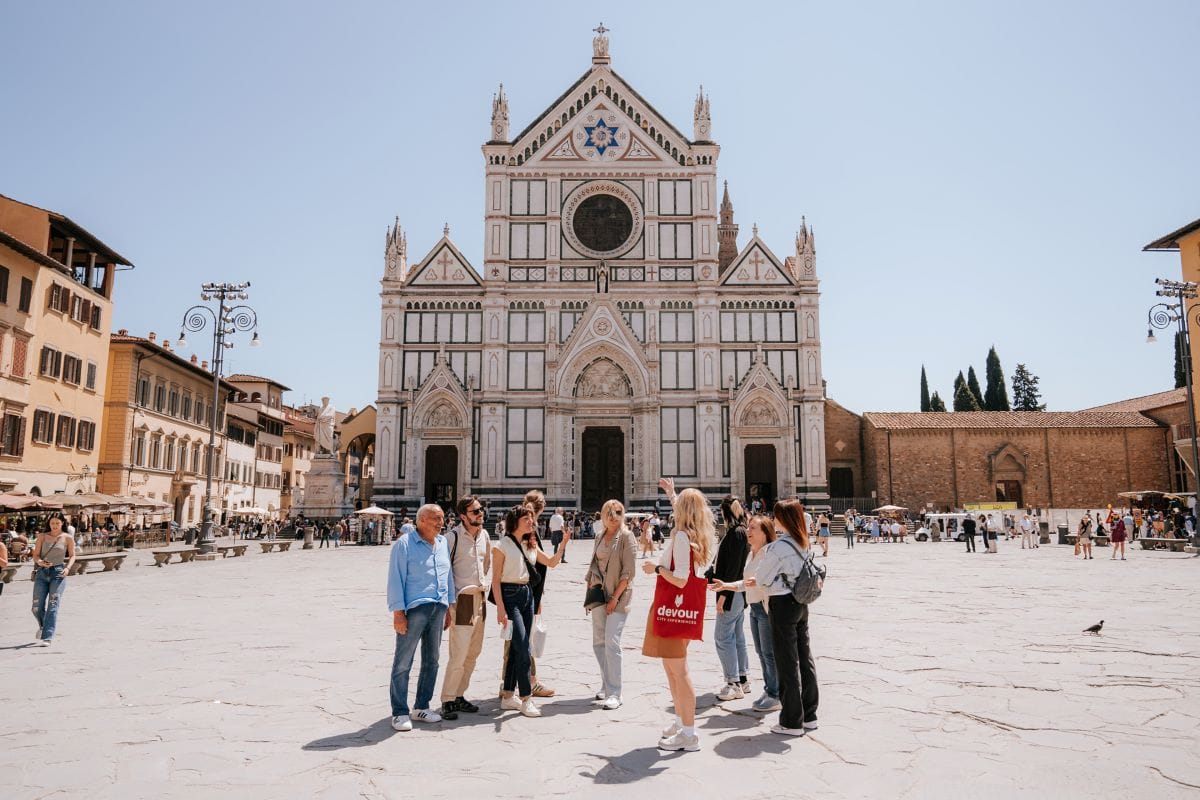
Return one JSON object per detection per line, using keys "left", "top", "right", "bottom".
{"left": 386, "top": 479, "right": 822, "bottom": 750}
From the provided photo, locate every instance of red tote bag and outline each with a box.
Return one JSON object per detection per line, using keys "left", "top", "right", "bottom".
{"left": 650, "top": 547, "right": 707, "bottom": 640}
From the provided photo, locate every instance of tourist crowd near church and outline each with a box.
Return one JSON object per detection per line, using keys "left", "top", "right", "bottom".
{"left": 386, "top": 479, "right": 824, "bottom": 751}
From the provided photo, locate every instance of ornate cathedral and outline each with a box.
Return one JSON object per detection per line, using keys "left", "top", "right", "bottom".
{"left": 373, "top": 27, "right": 827, "bottom": 514}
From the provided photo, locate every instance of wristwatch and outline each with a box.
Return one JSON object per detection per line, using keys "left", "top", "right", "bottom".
{"left": 654, "top": 565, "right": 664, "bottom": 575}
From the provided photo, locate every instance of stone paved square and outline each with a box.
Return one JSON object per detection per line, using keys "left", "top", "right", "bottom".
{"left": 2, "top": 539, "right": 1198, "bottom": 799}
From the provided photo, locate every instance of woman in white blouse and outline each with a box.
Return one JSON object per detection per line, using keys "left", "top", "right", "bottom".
{"left": 710, "top": 516, "right": 780, "bottom": 712}
{"left": 640, "top": 478, "right": 715, "bottom": 752}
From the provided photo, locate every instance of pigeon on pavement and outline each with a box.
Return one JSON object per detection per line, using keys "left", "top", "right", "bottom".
{"left": 1083, "top": 620, "right": 1104, "bottom": 635}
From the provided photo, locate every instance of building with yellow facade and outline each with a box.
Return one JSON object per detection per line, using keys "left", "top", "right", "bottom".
{"left": 97, "top": 331, "right": 235, "bottom": 525}
{"left": 0, "top": 194, "right": 131, "bottom": 494}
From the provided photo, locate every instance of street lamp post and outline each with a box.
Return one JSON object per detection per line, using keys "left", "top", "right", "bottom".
{"left": 176, "top": 282, "right": 260, "bottom": 553}
{"left": 1146, "top": 278, "right": 1200, "bottom": 546}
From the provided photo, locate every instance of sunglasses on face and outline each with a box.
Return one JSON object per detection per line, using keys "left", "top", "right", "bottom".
{"left": 467, "top": 507, "right": 483, "bottom": 514}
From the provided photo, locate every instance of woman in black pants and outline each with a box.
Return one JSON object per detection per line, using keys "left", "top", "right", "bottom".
{"left": 752, "top": 499, "right": 819, "bottom": 736}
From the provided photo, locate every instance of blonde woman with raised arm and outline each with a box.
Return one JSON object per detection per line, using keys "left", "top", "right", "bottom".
{"left": 641, "top": 478, "right": 715, "bottom": 752}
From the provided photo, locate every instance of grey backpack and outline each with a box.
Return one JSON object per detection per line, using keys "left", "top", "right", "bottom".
{"left": 778, "top": 537, "right": 826, "bottom": 604}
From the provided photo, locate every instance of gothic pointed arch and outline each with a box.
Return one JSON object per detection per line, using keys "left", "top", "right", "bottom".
{"left": 573, "top": 357, "right": 633, "bottom": 399}
{"left": 555, "top": 300, "right": 649, "bottom": 398}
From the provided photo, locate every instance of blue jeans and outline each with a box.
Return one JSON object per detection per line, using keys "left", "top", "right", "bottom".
{"left": 714, "top": 591, "right": 749, "bottom": 683}
{"left": 591, "top": 605, "right": 628, "bottom": 699}
{"left": 32, "top": 565, "right": 67, "bottom": 640}
{"left": 389, "top": 602, "right": 447, "bottom": 717}
{"left": 501, "top": 584, "right": 533, "bottom": 697}
{"left": 748, "top": 601, "right": 778, "bottom": 697}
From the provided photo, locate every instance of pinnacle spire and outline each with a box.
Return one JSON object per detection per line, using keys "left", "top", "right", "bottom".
{"left": 490, "top": 83, "right": 509, "bottom": 141}
{"left": 693, "top": 84, "right": 712, "bottom": 141}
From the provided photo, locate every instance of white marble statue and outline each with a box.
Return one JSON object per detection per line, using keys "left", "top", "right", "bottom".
{"left": 315, "top": 396, "right": 336, "bottom": 455}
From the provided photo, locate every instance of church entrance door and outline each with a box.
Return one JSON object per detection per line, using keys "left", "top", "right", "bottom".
{"left": 424, "top": 445, "right": 458, "bottom": 511}
{"left": 744, "top": 444, "right": 777, "bottom": 510}
{"left": 581, "top": 427, "right": 623, "bottom": 512}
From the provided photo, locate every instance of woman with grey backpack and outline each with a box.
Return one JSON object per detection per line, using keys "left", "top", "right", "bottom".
{"left": 748, "top": 499, "right": 821, "bottom": 736}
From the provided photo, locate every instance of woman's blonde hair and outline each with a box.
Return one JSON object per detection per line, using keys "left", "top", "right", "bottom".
{"left": 600, "top": 499, "right": 629, "bottom": 537}
{"left": 673, "top": 488, "right": 715, "bottom": 567}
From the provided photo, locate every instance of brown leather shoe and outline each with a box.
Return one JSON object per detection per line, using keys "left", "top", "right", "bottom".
{"left": 531, "top": 682, "right": 555, "bottom": 698}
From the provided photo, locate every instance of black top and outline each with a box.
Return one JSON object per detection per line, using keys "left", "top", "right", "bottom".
{"left": 962, "top": 518, "right": 976, "bottom": 535}
{"left": 709, "top": 524, "right": 749, "bottom": 607}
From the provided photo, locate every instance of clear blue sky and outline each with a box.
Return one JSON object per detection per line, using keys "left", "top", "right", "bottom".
{"left": 4, "top": 1, "right": 1198, "bottom": 414}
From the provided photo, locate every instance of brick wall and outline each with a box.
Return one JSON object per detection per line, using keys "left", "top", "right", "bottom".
{"left": 823, "top": 399, "right": 863, "bottom": 496}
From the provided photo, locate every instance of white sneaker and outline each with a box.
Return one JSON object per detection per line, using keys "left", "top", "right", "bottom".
{"left": 391, "top": 715, "right": 412, "bottom": 732}
{"left": 658, "top": 731, "right": 700, "bottom": 751}
{"left": 751, "top": 694, "right": 782, "bottom": 712}
{"left": 716, "top": 682, "right": 744, "bottom": 701}
{"left": 661, "top": 719, "right": 682, "bottom": 738}
{"left": 803, "top": 719, "right": 819, "bottom": 731}
{"left": 771, "top": 723, "right": 806, "bottom": 737}
{"left": 411, "top": 709, "right": 442, "bottom": 724}
{"left": 602, "top": 695, "right": 621, "bottom": 710}
{"left": 500, "top": 695, "right": 523, "bottom": 711}
{"left": 37, "top": 639, "right": 51, "bottom": 648}
{"left": 594, "top": 691, "right": 606, "bottom": 701}
{"left": 520, "top": 698, "right": 541, "bottom": 718}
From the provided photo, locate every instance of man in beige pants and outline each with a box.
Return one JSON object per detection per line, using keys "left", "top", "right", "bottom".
{"left": 440, "top": 495, "right": 491, "bottom": 720}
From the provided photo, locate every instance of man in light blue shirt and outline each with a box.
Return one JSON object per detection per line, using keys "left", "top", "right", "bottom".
{"left": 388, "top": 504, "right": 456, "bottom": 731}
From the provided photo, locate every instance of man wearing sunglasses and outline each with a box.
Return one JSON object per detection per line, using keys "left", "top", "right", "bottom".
{"left": 439, "top": 495, "right": 492, "bottom": 720}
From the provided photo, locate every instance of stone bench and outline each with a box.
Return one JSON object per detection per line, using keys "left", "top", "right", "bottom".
{"left": 259, "top": 540, "right": 293, "bottom": 553}
{"left": 150, "top": 547, "right": 201, "bottom": 567}
{"left": 1137, "top": 537, "right": 1188, "bottom": 552}
{"left": 216, "top": 544, "right": 248, "bottom": 558}
{"left": 67, "top": 552, "right": 129, "bottom": 575}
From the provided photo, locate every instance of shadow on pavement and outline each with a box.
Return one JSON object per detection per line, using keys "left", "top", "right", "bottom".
{"left": 712, "top": 732, "right": 792, "bottom": 759}
{"left": 0, "top": 643, "right": 39, "bottom": 651}
{"left": 580, "top": 747, "right": 684, "bottom": 783}
{"left": 699, "top": 709, "right": 765, "bottom": 732}
{"left": 302, "top": 717, "right": 395, "bottom": 750}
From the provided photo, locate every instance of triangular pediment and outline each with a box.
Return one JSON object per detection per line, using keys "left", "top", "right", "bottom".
{"left": 509, "top": 67, "right": 693, "bottom": 167}
{"left": 730, "top": 358, "right": 789, "bottom": 426}
{"left": 414, "top": 357, "right": 469, "bottom": 400}
{"left": 721, "top": 238, "right": 795, "bottom": 287}
{"left": 407, "top": 238, "right": 481, "bottom": 287}
{"left": 554, "top": 300, "right": 650, "bottom": 397}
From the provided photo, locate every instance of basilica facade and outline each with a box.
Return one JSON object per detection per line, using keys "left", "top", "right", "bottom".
{"left": 373, "top": 30, "right": 827, "bottom": 514}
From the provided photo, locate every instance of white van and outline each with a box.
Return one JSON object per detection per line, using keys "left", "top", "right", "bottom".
{"left": 920, "top": 513, "right": 972, "bottom": 542}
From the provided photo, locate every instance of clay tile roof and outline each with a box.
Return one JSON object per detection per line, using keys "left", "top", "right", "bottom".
{"left": 226, "top": 373, "right": 292, "bottom": 391}
{"left": 862, "top": 411, "right": 1164, "bottom": 430}
{"left": 1081, "top": 387, "right": 1187, "bottom": 413}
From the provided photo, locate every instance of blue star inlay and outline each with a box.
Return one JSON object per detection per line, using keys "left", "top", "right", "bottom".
{"left": 583, "top": 119, "right": 620, "bottom": 155}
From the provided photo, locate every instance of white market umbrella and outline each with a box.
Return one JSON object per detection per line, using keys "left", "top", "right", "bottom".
{"left": 354, "top": 505, "right": 394, "bottom": 516}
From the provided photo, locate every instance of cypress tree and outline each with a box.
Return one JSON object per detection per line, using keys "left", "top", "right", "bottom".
{"left": 1011, "top": 363, "right": 1046, "bottom": 411}
{"left": 920, "top": 366, "right": 931, "bottom": 412}
{"left": 984, "top": 346, "right": 1011, "bottom": 410}
{"left": 929, "top": 391, "right": 947, "bottom": 412}
{"left": 953, "top": 381, "right": 981, "bottom": 411}
{"left": 966, "top": 366, "right": 985, "bottom": 409}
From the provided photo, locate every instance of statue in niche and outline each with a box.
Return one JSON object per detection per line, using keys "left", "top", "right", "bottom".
{"left": 576, "top": 359, "right": 630, "bottom": 398}
{"left": 596, "top": 260, "right": 610, "bottom": 294}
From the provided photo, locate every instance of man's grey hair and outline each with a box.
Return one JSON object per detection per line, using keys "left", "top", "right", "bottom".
{"left": 416, "top": 504, "right": 444, "bottom": 523}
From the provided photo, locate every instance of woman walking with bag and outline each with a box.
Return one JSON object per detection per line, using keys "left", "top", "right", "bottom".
{"left": 641, "top": 479, "right": 715, "bottom": 752}
{"left": 492, "top": 505, "right": 568, "bottom": 718}
{"left": 586, "top": 499, "right": 636, "bottom": 710}
{"left": 31, "top": 512, "right": 76, "bottom": 645}
{"left": 752, "top": 500, "right": 819, "bottom": 736}
{"left": 710, "top": 516, "right": 781, "bottom": 712}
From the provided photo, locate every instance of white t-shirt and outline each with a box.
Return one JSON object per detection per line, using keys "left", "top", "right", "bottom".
{"left": 658, "top": 530, "right": 705, "bottom": 578}
{"left": 549, "top": 513, "right": 564, "bottom": 533}
{"left": 890, "top": 521, "right": 901, "bottom": 535}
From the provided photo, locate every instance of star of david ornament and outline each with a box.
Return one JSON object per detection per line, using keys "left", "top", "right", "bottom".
{"left": 583, "top": 119, "right": 619, "bottom": 154}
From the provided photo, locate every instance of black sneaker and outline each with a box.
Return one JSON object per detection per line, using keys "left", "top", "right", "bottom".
{"left": 440, "top": 701, "right": 460, "bottom": 720}
{"left": 455, "top": 696, "right": 480, "bottom": 713}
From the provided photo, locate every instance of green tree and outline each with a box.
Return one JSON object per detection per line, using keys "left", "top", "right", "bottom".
{"left": 966, "top": 366, "right": 985, "bottom": 409}
{"left": 929, "top": 391, "right": 947, "bottom": 412}
{"left": 984, "top": 346, "right": 1011, "bottom": 411}
{"left": 1011, "top": 363, "right": 1046, "bottom": 411}
{"left": 953, "top": 380, "right": 982, "bottom": 411}
{"left": 1176, "top": 331, "right": 1187, "bottom": 389}
{"left": 920, "top": 365, "right": 931, "bottom": 412}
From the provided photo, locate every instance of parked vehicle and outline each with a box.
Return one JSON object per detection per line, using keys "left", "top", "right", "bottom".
{"left": 921, "top": 512, "right": 972, "bottom": 542}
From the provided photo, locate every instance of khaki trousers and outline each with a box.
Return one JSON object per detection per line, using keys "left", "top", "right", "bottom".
{"left": 440, "top": 592, "right": 487, "bottom": 703}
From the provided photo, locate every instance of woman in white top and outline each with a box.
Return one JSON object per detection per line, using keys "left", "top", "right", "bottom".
{"left": 710, "top": 515, "right": 780, "bottom": 712}
{"left": 640, "top": 478, "right": 715, "bottom": 752}
{"left": 31, "top": 512, "right": 76, "bottom": 645}
{"left": 491, "top": 505, "right": 568, "bottom": 718}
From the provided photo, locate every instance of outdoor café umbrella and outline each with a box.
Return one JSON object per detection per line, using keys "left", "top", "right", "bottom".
{"left": 230, "top": 506, "right": 268, "bottom": 516}
{"left": 0, "top": 493, "right": 64, "bottom": 511}
{"left": 354, "top": 505, "right": 394, "bottom": 516}
{"left": 872, "top": 504, "right": 908, "bottom": 514}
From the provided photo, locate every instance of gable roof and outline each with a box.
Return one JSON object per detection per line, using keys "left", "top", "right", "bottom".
{"left": 1144, "top": 217, "right": 1200, "bottom": 251}
{"left": 863, "top": 411, "right": 1164, "bottom": 430}
{"left": 721, "top": 236, "right": 794, "bottom": 287}
{"left": 227, "top": 373, "right": 292, "bottom": 392}
{"left": 1082, "top": 387, "right": 1187, "bottom": 413}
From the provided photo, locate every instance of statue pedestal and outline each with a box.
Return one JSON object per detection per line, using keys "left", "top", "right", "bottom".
{"left": 300, "top": 453, "right": 348, "bottom": 520}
